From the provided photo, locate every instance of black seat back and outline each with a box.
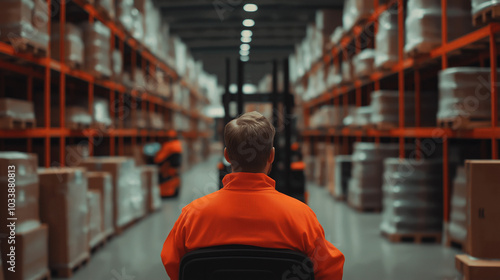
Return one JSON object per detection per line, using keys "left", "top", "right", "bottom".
{"left": 179, "top": 245, "right": 315, "bottom": 280}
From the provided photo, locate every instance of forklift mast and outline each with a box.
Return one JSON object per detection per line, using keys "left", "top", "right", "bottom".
{"left": 220, "top": 58, "right": 306, "bottom": 202}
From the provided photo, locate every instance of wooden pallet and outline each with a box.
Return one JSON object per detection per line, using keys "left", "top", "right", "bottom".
{"left": 381, "top": 230, "right": 442, "bottom": 244}
{"left": 445, "top": 230, "right": 465, "bottom": 250}
{"left": 68, "top": 60, "right": 82, "bottom": 70}
{"left": 348, "top": 202, "right": 382, "bottom": 213}
{"left": 4, "top": 36, "right": 47, "bottom": 57}
{"left": 455, "top": 254, "right": 500, "bottom": 280}
{"left": 473, "top": 4, "right": 500, "bottom": 26}
{"left": 0, "top": 117, "right": 35, "bottom": 129}
{"left": 51, "top": 253, "right": 90, "bottom": 278}
{"left": 438, "top": 116, "right": 491, "bottom": 130}
{"left": 90, "top": 234, "right": 107, "bottom": 254}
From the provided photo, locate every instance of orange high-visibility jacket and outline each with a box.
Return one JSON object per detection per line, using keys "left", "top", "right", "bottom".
{"left": 161, "top": 172, "right": 345, "bottom": 280}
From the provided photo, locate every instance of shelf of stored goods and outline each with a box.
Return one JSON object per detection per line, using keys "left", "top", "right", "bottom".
{"left": 0, "top": 0, "right": 212, "bottom": 168}
{"left": 296, "top": 0, "right": 499, "bottom": 223}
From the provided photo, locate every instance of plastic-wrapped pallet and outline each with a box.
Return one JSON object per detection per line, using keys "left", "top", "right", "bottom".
{"left": 348, "top": 142, "right": 399, "bottom": 210}
{"left": 405, "top": 0, "right": 472, "bottom": 55}
{"left": 351, "top": 106, "right": 372, "bottom": 128}
{"left": 80, "top": 157, "right": 142, "bottom": 229}
{"left": 375, "top": 10, "right": 399, "bottom": 69}
{"left": 448, "top": 166, "right": 467, "bottom": 244}
{"left": 0, "top": 224, "right": 49, "bottom": 280}
{"left": 330, "top": 26, "right": 345, "bottom": 46}
{"left": 32, "top": 0, "right": 49, "bottom": 48}
{"left": 326, "top": 63, "right": 342, "bottom": 88}
{"left": 64, "top": 106, "right": 92, "bottom": 129}
{"left": 371, "top": 90, "right": 438, "bottom": 129}
{"left": 131, "top": 8, "right": 144, "bottom": 41}
{"left": 0, "top": 0, "right": 36, "bottom": 48}
{"left": 380, "top": 159, "right": 443, "bottom": 235}
{"left": 82, "top": 21, "right": 112, "bottom": 78}
{"left": 87, "top": 172, "right": 114, "bottom": 238}
{"left": 333, "top": 155, "right": 353, "bottom": 200}
{"left": 341, "top": 60, "right": 353, "bottom": 84}
{"left": 96, "top": 0, "right": 115, "bottom": 19}
{"left": 353, "top": 49, "right": 376, "bottom": 79}
{"left": 87, "top": 190, "right": 104, "bottom": 248}
{"left": 93, "top": 98, "right": 113, "bottom": 128}
{"left": 50, "top": 23, "right": 84, "bottom": 67}
{"left": 0, "top": 98, "right": 35, "bottom": 129}
{"left": 141, "top": 166, "right": 162, "bottom": 212}
{"left": 38, "top": 167, "right": 90, "bottom": 271}
{"left": 343, "top": 0, "right": 374, "bottom": 32}
{"left": 116, "top": 0, "right": 133, "bottom": 32}
{"left": 149, "top": 112, "right": 164, "bottom": 130}
{"left": 342, "top": 106, "right": 358, "bottom": 126}
{"left": 0, "top": 152, "right": 40, "bottom": 234}
{"left": 112, "top": 49, "right": 122, "bottom": 82}
{"left": 472, "top": 0, "right": 500, "bottom": 22}
{"left": 438, "top": 67, "right": 500, "bottom": 127}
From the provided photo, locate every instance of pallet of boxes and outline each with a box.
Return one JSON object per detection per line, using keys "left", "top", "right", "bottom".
{"left": 0, "top": 152, "right": 50, "bottom": 280}
{"left": 454, "top": 160, "right": 500, "bottom": 280}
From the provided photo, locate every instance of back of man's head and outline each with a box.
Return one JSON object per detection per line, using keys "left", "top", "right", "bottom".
{"left": 224, "top": 111, "right": 276, "bottom": 173}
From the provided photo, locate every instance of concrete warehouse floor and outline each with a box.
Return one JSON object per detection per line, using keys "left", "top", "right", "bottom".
{"left": 63, "top": 155, "right": 461, "bottom": 280}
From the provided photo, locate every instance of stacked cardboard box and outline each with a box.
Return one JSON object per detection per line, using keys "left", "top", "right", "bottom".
{"left": 438, "top": 68, "right": 500, "bottom": 126}
{"left": 141, "top": 166, "right": 162, "bottom": 212}
{"left": 82, "top": 21, "right": 112, "bottom": 77}
{"left": 80, "top": 157, "right": 143, "bottom": 229}
{"left": 380, "top": 158, "right": 443, "bottom": 235}
{"left": 405, "top": 0, "right": 472, "bottom": 55}
{"left": 342, "top": 0, "right": 374, "bottom": 32}
{"left": 50, "top": 23, "right": 84, "bottom": 66}
{"left": 375, "top": 10, "right": 399, "bottom": 69}
{"left": 348, "top": 142, "right": 399, "bottom": 210}
{"left": 448, "top": 166, "right": 467, "bottom": 244}
{"left": 87, "top": 172, "right": 114, "bottom": 238}
{"left": 93, "top": 98, "right": 113, "bottom": 128}
{"left": 455, "top": 160, "right": 500, "bottom": 280}
{"left": 333, "top": 155, "right": 353, "bottom": 200}
{"left": 38, "top": 167, "right": 89, "bottom": 271}
{"left": 0, "top": 152, "right": 49, "bottom": 280}
{"left": 0, "top": 98, "right": 35, "bottom": 129}
{"left": 353, "top": 49, "right": 375, "bottom": 79}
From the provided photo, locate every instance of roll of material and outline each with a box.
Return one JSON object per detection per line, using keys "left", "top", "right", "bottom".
{"left": 380, "top": 158, "right": 444, "bottom": 235}
{"left": 348, "top": 142, "right": 399, "bottom": 209}
{"left": 438, "top": 67, "right": 500, "bottom": 121}
{"left": 38, "top": 167, "right": 90, "bottom": 269}
{"left": 405, "top": 0, "right": 472, "bottom": 55}
{"left": 0, "top": 152, "right": 40, "bottom": 234}
{"left": 375, "top": 10, "right": 399, "bottom": 69}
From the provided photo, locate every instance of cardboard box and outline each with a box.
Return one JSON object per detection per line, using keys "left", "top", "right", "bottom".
{"left": 455, "top": 254, "right": 500, "bottom": 280}
{"left": 0, "top": 152, "right": 40, "bottom": 234}
{"left": 38, "top": 167, "right": 89, "bottom": 269}
{"left": 141, "top": 165, "right": 161, "bottom": 213}
{"left": 465, "top": 160, "right": 500, "bottom": 259}
{"left": 87, "top": 172, "right": 114, "bottom": 237}
{"left": 0, "top": 224, "right": 49, "bottom": 280}
{"left": 80, "top": 157, "right": 143, "bottom": 229}
{"left": 87, "top": 190, "right": 104, "bottom": 248}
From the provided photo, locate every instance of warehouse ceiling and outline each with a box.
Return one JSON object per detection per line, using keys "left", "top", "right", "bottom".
{"left": 157, "top": 0, "right": 344, "bottom": 87}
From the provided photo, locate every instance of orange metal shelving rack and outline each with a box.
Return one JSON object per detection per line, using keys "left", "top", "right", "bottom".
{"left": 0, "top": 0, "right": 212, "bottom": 167}
{"left": 297, "top": 0, "right": 499, "bottom": 223}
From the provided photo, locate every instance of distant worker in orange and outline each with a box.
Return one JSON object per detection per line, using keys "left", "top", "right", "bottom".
{"left": 161, "top": 111, "right": 344, "bottom": 280}
{"left": 154, "top": 130, "right": 183, "bottom": 197}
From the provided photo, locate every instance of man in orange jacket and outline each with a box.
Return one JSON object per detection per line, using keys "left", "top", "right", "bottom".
{"left": 161, "top": 111, "right": 345, "bottom": 280}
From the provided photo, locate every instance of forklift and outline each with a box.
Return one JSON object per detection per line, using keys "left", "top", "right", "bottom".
{"left": 218, "top": 59, "right": 307, "bottom": 203}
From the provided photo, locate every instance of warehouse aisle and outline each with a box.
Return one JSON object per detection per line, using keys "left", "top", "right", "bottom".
{"left": 65, "top": 156, "right": 460, "bottom": 280}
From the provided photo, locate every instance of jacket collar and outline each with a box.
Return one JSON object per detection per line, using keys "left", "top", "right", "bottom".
{"left": 222, "top": 172, "right": 276, "bottom": 190}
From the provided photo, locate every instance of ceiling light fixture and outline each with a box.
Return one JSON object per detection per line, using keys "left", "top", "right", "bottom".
{"left": 241, "top": 36, "right": 252, "bottom": 43}
{"left": 240, "top": 49, "right": 249, "bottom": 56}
{"left": 240, "top": 44, "right": 250, "bottom": 51}
{"left": 241, "top": 30, "right": 253, "bottom": 37}
{"left": 240, "top": 56, "right": 250, "bottom": 62}
{"left": 243, "top": 19, "right": 255, "bottom": 27}
{"left": 243, "top": 4, "right": 258, "bottom": 12}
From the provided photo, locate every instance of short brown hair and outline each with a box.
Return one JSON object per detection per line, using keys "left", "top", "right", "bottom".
{"left": 224, "top": 111, "right": 275, "bottom": 172}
